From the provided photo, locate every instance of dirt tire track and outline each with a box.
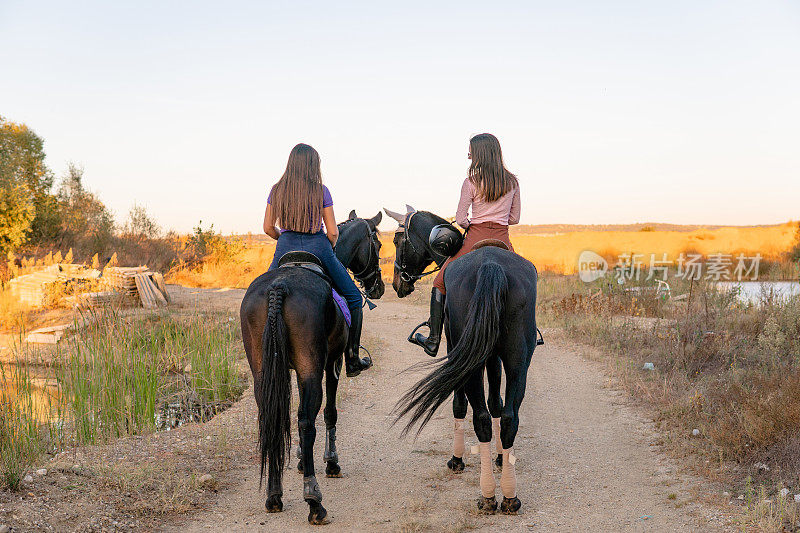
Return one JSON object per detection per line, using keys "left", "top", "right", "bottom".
{"left": 168, "top": 290, "right": 730, "bottom": 532}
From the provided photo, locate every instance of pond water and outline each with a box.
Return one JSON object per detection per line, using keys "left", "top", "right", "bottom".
{"left": 0, "top": 362, "right": 60, "bottom": 423}
{"left": 716, "top": 280, "right": 800, "bottom": 304}
{"left": 1, "top": 361, "right": 229, "bottom": 430}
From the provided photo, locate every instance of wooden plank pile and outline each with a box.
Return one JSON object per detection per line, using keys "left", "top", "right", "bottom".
{"left": 25, "top": 324, "right": 71, "bottom": 345}
{"left": 8, "top": 264, "right": 102, "bottom": 307}
{"left": 103, "top": 266, "right": 170, "bottom": 309}
{"left": 7, "top": 263, "right": 170, "bottom": 310}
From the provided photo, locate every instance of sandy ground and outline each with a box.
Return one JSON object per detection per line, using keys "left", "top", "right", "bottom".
{"left": 164, "top": 288, "right": 732, "bottom": 533}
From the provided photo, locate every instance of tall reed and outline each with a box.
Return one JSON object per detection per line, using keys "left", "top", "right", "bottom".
{"left": 0, "top": 308, "right": 245, "bottom": 488}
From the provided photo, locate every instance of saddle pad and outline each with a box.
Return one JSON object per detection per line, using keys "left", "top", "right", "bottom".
{"left": 471, "top": 239, "right": 510, "bottom": 252}
{"left": 332, "top": 289, "right": 351, "bottom": 327}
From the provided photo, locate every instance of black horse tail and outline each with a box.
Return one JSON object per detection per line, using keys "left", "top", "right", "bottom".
{"left": 395, "top": 261, "right": 508, "bottom": 435}
{"left": 259, "top": 281, "right": 291, "bottom": 489}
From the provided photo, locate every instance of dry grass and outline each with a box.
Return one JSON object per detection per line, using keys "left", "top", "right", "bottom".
{"left": 509, "top": 223, "right": 796, "bottom": 274}
{"left": 540, "top": 273, "right": 800, "bottom": 531}
{"left": 167, "top": 242, "right": 276, "bottom": 289}
{"left": 164, "top": 222, "right": 797, "bottom": 291}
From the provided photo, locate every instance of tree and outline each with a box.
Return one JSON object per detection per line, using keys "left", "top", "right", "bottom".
{"left": 123, "top": 203, "right": 161, "bottom": 239}
{"left": 0, "top": 116, "right": 56, "bottom": 248}
{"left": 56, "top": 164, "right": 115, "bottom": 252}
{"left": 0, "top": 183, "right": 34, "bottom": 252}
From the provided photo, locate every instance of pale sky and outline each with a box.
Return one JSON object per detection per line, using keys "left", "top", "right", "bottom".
{"left": 1, "top": 1, "right": 798, "bottom": 233}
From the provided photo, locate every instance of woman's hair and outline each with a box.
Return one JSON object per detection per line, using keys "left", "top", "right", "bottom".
{"left": 271, "top": 143, "right": 324, "bottom": 233}
{"left": 468, "top": 133, "right": 517, "bottom": 202}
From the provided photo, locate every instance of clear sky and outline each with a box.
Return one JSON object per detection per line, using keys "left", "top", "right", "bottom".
{"left": 1, "top": 1, "right": 798, "bottom": 233}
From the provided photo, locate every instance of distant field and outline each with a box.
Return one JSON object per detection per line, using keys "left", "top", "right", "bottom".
{"left": 509, "top": 222, "right": 786, "bottom": 234}
{"left": 504, "top": 222, "right": 797, "bottom": 274}
{"left": 186, "top": 222, "right": 797, "bottom": 288}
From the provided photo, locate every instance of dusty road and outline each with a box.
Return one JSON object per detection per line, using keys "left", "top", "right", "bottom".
{"left": 168, "top": 288, "right": 729, "bottom": 532}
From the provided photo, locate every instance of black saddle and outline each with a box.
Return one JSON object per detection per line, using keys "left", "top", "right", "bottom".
{"left": 277, "top": 251, "right": 327, "bottom": 279}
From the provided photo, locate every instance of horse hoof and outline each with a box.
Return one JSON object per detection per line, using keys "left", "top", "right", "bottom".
{"left": 325, "top": 462, "right": 342, "bottom": 478}
{"left": 297, "top": 460, "right": 304, "bottom": 473}
{"left": 307, "top": 504, "right": 329, "bottom": 525}
{"left": 265, "top": 495, "right": 283, "bottom": 513}
{"left": 477, "top": 496, "right": 498, "bottom": 514}
{"left": 500, "top": 496, "right": 521, "bottom": 514}
{"left": 495, "top": 454, "right": 503, "bottom": 468}
{"left": 447, "top": 455, "right": 465, "bottom": 472}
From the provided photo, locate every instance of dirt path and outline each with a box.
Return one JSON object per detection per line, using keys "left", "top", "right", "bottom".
{"left": 168, "top": 290, "right": 730, "bottom": 532}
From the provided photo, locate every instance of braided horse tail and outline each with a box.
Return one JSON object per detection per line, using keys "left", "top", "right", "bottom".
{"left": 258, "top": 281, "right": 291, "bottom": 489}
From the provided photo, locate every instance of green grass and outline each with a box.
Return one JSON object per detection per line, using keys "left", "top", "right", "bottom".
{"left": 0, "top": 308, "right": 246, "bottom": 489}
{"left": 0, "top": 362, "right": 50, "bottom": 490}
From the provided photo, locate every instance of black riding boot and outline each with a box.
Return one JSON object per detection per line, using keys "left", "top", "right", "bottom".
{"left": 345, "top": 306, "right": 372, "bottom": 377}
{"left": 408, "top": 288, "right": 445, "bottom": 357}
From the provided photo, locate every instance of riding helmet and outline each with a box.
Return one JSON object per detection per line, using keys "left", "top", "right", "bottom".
{"left": 428, "top": 224, "right": 463, "bottom": 257}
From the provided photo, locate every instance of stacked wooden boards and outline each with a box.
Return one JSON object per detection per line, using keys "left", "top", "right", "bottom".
{"left": 7, "top": 264, "right": 170, "bottom": 310}
{"left": 8, "top": 264, "right": 102, "bottom": 307}
{"left": 24, "top": 324, "right": 71, "bottom": 344}
{"left": 8, "top": 269, "right": 61, "bottom": 306}
{"left": 103, "top": 266, "right": 170, "bottom": 309}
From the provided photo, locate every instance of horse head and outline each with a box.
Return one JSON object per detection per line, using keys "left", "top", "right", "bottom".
{"left": 336, "top": 210, "right": 385, "bottom": 299}
{"left": 383, "top": 206, "right": 447, "bottom": 298}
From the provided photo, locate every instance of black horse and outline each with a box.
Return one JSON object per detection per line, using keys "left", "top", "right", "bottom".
{"left": 334, "top": 210, "right": 385, "bottom": 372}
{"left": 335, "top": 210, "right": 384, "bottom": 301}
{"left": 240, "top": 214, "right": 384, "bottom": 525}
{"left": 386, "top": 207, "right": 539, "bottom": 514}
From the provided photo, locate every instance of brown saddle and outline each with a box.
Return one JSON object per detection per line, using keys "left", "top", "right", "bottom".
{"left": 471, "top": 239, "right": 510, "bottom": 252}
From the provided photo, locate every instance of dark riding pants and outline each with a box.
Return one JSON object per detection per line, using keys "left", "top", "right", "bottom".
{"left": 268, "top": 230, "right": 363, "bottom": 318}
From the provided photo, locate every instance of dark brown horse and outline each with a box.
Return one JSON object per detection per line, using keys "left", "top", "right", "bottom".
{"left": 240, "top": 213, "right": 383, "bottom": 525}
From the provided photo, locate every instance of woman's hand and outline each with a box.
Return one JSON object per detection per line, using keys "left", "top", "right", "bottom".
{"left": 263, "top": 203, "right": 281, "bottom": 240}
{"left": 323, "top": 206, "right": 338, "bottom": 247}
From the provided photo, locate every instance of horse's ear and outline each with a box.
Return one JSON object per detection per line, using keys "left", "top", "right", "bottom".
{"left": 405, "top": 204, "right": 417, "bottom": 214}
{"left": 384, "top": 208, "right": 405, "bottom": 224}
{"left": 348, "top": 210, "right": 357, "bottom": 220}
{"left": 368, "top": 211, "right": 382, "bottom": 229}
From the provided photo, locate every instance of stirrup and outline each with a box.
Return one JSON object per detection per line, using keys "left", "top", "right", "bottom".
{"left": 408, "top": 321, "right": 430, "bottom": 343}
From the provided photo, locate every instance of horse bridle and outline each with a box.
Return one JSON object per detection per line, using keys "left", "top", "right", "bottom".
{"left": 339, "top": 218, "right": 382, "bottom": 294}
{"left": 393, "top": 212, "right": 445, "bottom": 284}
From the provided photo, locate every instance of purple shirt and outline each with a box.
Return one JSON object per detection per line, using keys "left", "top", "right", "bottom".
{"left": 268, "top": 184, "right": 333, "bottom": 232}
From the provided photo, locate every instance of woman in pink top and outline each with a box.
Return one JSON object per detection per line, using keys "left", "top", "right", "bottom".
{"left": 410, "top": 133, "right": 521, "bottom": 356}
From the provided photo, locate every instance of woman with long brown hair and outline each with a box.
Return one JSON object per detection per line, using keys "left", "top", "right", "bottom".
{"left": 410, "top": 133, "right": 521, "bottom": 356}
{"left": 264, "top": 143, "right": 371, "bottom": 376}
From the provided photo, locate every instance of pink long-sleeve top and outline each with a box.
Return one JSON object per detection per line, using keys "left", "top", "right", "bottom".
{"left": 455, "top": 177, "right": 521, "bottom": 228}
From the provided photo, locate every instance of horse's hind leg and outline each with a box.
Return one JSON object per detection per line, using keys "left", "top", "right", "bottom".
{"left": 486, "top": 354, "right": 504, "bottom": 468}
{"left": 323, "top": 357, "right": 342, "bottom": 478}
{"left": 447, "top": 387, "right": 468, "bottom": 472}
{"left": 463, "top": 368, "right": 497, "bottom": 513}
{"left": 297, "top": 375, "right": 328, "bottom": 524}
{"left": 498, "top": 362, "right": 530, "bottom": 515}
